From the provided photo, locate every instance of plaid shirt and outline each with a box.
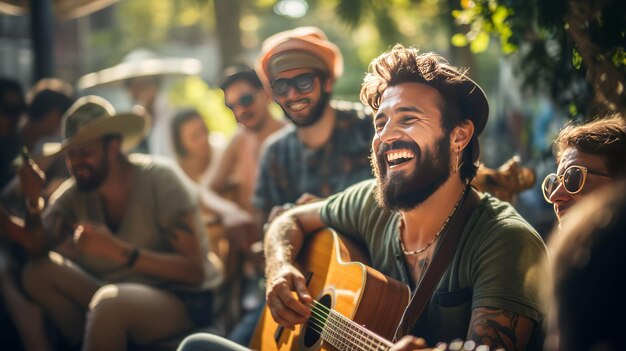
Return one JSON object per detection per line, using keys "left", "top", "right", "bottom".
{"left": 253, "top": 102, "right": 374, "bottom": 219}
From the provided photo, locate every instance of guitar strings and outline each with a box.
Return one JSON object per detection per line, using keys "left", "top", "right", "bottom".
{"left": 302, "top": 302, "right": 380, "bottom": 351}
{"left": 296, "top": 299, "right": 393, "bottom": 351}
{"left": 303, "top": 316, "right": 382, "bottom": 351}
{"left": 308, "top": 300, "right": 385, "bottom": 346}
{"left": 306, "top": 317, "right": 387, "bottom": 351}
{"left": 304, "top": 305, "right": 483, "bottom": 351}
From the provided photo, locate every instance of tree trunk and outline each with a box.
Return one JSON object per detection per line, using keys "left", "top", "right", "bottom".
{"left": 213, "top": 0, "right": 243, "bottom": 73}
{"left": 565, "top": 0, "right": 626, "bottom": 117}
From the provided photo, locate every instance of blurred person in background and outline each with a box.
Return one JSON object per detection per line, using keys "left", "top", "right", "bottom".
{"left": 171, "top": 108, "right": 252, "bottom": 236}
{"left": 209, "top": 64, "right": 286, "bottom": 344}
{"left": 11, "top": 78, "right": 75, "bottom": 198}
{"left": 20, "top": 78, "right": 75, "bottom": 153}
{"left": 77, "top": 48, "right": 202, "bottom": 158}
{"left": 213, "top": 64, "right": 286, "bottom": 216}
{"left": 546, "top": 179, "right": 626, "bottom": 351}
{"left": 541, "top": 114, "right": 626, "bottom": 226}
{"left": 0, "top": 77, "right": 27, "bottom": 189}
{"left": 0, "top": 78, "right": 75, "bottom": 351}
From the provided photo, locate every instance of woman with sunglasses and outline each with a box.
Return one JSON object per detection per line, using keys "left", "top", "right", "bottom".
{"left": 542, "top": 114, "right": 626, "bottom": 222}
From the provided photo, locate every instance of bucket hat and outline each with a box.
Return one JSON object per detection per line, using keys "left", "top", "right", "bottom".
{"left": 256, "top": 26, "right": 343, "bottom": 88}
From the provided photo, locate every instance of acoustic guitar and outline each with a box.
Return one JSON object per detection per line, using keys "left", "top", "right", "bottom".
{"left": 250, "top": 228, "right": 411, "bottom": 351}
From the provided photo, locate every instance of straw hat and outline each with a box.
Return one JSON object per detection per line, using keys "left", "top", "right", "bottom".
{"left": 0, "top": 0, "right": 118, "bottom": 20}
{"left": 77, "top": 48, "right": 202, "bottom": 90}
{"left": 256, "top": 26, "right": 343, "bottom": 88}
{"left": 47, "top": 95, "right": 145, "bottom": 156}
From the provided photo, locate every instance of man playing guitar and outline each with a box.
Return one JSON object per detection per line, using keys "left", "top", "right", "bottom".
{"left": 263, "top": 45, "right": 549, "bottom": 351}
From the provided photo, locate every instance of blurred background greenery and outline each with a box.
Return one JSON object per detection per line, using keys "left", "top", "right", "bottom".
{"left": 0, "top": 0, "right": 624, "bottom": 235}
{"left": 2, "top": 0, "right": 624, "bottom": 125}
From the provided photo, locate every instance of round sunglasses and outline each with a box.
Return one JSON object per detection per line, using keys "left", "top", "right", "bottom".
{"left": 270, "top": 73, "right": 318, "bottom": 96}
{"left": 542, "top": 165, "right": 611, "bottom": 203}
{"left": 225, "top": 92, "right": 258, "bottom": 111}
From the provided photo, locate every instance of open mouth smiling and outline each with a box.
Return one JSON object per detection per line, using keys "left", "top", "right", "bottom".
{"left": 287, "top": 99, "right": 310, "bottom": 112}
{"left": 386, "top": 150, "right": 415, "bottom": 167}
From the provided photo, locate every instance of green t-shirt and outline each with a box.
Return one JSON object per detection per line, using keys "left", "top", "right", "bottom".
{"left": 319, "top": 179, "right": 549, "bottom": 348}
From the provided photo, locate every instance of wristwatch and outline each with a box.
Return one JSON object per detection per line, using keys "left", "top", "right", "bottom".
{"left": 126, "top": 247, "right": 141, "bottom": 268}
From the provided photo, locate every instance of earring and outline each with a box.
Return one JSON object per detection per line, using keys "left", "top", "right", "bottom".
{"left": 455, "top": 147, "right": 463, "bottom": 174}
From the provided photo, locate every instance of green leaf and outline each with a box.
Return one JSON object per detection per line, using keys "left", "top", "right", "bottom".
{"left": 572, "top": 49, "right": 583, "bottom": 69}
{"left": 470, "top": 31, "right": 490, "bottom": 53}
{"left": 611, "top": 48, "right": 626, "bottom": 67}
{"left": 568, "top": 102, "right": 578, "bottom": 117}
{"left": 451, "top": 33, "right": 469, "bottom": 47}
{"left": 501, "top": 42, "right": 518, "bottom": 54}
{"left": 492, "top": 5, "right": 509, "bottom": 28}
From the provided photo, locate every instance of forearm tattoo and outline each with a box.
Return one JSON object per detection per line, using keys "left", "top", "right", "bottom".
{"left": 468, "top": 307, "right": 520, "bottom": 350}
{"left": 264, "top": 217, "right": 298, "bottom": 284}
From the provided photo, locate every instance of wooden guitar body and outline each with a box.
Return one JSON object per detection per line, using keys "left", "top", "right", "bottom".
{"left": 250, "top": 228, "right": 411, "bottom": 351}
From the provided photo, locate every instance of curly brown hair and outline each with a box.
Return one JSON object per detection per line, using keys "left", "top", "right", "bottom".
{"left": 360, "top": 44, "right": 488, "bottom": 182}
{"left": 554, "top": 114, "right": 626, "bottom": 177}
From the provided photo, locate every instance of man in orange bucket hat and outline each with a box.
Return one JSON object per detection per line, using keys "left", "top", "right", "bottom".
{"left": 252, "top": 26, "right": 373, "bottom": 225}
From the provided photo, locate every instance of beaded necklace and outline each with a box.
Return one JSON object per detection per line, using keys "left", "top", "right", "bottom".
{"left": 399, "top": 186, "right": 467, "bottom": 256}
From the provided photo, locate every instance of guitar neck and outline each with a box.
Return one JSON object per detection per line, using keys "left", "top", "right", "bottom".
{"left": 317, "top": 307, "right": 393, "bottom": 351}
{"left": 317, "top": 308, "right": 489, "bottom": 351}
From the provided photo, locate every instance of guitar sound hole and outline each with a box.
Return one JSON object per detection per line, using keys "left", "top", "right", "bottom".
{"left": 303, "top": 294, "right": 332, "bottom": 348}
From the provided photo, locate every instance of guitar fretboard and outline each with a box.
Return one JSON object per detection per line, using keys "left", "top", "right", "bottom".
{"left": 312, "top": 302, "right": 393, "bottom": 351}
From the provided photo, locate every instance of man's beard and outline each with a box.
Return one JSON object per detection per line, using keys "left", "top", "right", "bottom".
{"left": 281, "top": 90, "right": 330, "bottom": 128}
{"left": 72, "top": 154, "right": 109, "bottom": 192}
{"left": 372, "top": 134, "right": 451, "bottom": 211}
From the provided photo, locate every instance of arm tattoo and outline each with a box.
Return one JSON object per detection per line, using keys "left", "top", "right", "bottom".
{"left": 264, "top": 217, "right": 298, "bottom": 283}
{"left": 468, "top": 307, "right": 520, "bottom": 350}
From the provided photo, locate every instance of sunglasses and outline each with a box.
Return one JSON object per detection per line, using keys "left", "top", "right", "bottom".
{"left": 542, "top": 165, "right": 611, "bottom": 203}
{"left": 271, "top": 73, "right": 318, "bottom": 96}
{"left": 226, "top": 93, "right": 257, "bottom": 111}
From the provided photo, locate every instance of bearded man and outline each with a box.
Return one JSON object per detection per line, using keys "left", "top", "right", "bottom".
{"left": 261, "top": 45, "right": 549, "bottom": 350}
{"left": 252, "top": 26, "right": 374, "bottom": 223}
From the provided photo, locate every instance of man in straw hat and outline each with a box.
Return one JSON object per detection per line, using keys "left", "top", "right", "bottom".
{"left": 252, "top": 26, "right": 374, "bottom": 224}
{"left": 176, "top": 45, "right": 549, "bottom": 351}
{"left": 0, "top": 96, "right": 222, "bottom": 350}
